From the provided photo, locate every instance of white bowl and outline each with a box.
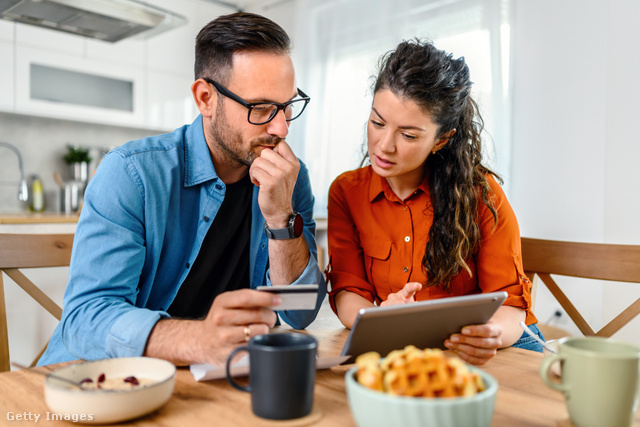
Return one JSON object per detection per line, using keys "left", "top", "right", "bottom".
{"left": 44, "top": 357, "right": 176, "bottom": 424}
{"left": 345, "top": 365, "right": 497, "bottom": 427}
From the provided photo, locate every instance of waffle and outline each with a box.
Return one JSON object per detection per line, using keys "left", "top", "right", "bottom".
{"left": 355, "top": 346, "right": 486, "bottom": 398}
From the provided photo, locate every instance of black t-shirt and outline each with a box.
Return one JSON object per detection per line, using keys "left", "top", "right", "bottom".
{"left": 167, "top": 174, "right": 253, "bottom": 319}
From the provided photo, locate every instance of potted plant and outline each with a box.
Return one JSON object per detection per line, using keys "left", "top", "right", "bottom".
{"left": 64, "top": 145, "right": 92, "bottom": 182}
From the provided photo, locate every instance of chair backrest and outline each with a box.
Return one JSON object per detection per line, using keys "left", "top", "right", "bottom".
{"left": 0, "top": 233, "right": 74, "bottom": 372}
{"left": 521, "top": 237, "right": 640, "bottom": 338}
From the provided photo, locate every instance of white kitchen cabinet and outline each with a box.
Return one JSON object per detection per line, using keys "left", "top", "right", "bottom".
{"left": 143, "top": 0, "right": 229, "bottom": 131}
{"left": 15, "top": 46, "right": 146, "bottom": 128}
{"left": 147, "top": 0, "right": 229, "bottom": 76}
{"left": 0, "top": 18, "right": 13, "bottom": 42}
{"left": 85, "top": 37, "right": 145, "bottom": 69}
{"left": 146, "top": 0, "right": 198, "bottom": 76}
{"left": 2, "top": 0, "right": 230, "bottom": 129}
{"left": 15, "top": 22, "right": 84, "bottom": 56}
{"left": 145, "top": 70, "right": 198, "bottom": 131}
{"left": 0, "top": 41, "right": 13, "bottom": 110}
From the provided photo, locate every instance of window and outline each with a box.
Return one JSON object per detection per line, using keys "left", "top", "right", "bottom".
{"left": 292, "top": 0, "right": 512, "bottom": 216}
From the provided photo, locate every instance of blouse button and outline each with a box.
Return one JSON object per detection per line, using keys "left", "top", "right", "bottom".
{"left": 404, "top": 267, "right": 409, "bottom": 272}
{"left": 203, "top": 216, "right": 210, "bottom": 222}
{"left": 404, "top": 236, "right": 410, "bottom": 242}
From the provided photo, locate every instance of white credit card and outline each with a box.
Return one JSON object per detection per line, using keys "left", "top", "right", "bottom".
{"left": 256, "top": 284, "right": 319, "bottom": 310}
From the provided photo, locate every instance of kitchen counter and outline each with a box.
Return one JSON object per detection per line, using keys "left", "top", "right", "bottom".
{"left": 0, "top": 212, "right": 79, "bottom": 224}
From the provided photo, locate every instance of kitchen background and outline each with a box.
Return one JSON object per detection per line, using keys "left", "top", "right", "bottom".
{"left": 0, "top": 112, "right": 162, "bottom": 211}
{"left": 1, "top": 0, "right": 639, "bottom": 365}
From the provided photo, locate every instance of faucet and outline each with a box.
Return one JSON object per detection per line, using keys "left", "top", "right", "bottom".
{"left": 0, "top": 142, "right": 29, "bottom": 202}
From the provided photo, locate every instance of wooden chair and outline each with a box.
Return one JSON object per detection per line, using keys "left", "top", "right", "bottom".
{"left": 521, "top": 237, "right": 640, "bottom": 339}
{"left": 0, "top": 233, "right": 74, "bottom": 372}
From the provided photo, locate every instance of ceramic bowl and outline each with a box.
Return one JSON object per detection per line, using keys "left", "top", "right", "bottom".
{"left": 44, "top": 357, "right": 176, "bottom": 424}
{"left": 345, "top": 365, "right": 498, "bottom": 427}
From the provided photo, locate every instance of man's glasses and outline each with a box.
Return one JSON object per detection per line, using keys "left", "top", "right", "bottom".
{"left": 202, "top": 78, "right": 310, "bottom": 125}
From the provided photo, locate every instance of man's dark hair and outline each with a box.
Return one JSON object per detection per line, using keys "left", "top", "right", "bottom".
{"left": 194, "top": 12, "right": 291, "bottom": 84}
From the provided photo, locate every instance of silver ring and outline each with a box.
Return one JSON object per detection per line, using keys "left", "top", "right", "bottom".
{"left": 244, "top": 325, "right": 251, "bottom": 342}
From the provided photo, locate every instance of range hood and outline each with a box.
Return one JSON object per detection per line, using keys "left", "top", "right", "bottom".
{"left": 0, "top": 0, "right": 187, "bottom": 43}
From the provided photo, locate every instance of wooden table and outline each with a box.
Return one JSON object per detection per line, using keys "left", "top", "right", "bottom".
{"left": 1, "top": 305, "right": 639, "bottom": 427}
{"left": 0, "top": 213, "right": 79, "bottom": 224}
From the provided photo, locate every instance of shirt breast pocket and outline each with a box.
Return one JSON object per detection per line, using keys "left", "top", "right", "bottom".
{"left": 360, "top": 235, "right": 392, "bottom": 297}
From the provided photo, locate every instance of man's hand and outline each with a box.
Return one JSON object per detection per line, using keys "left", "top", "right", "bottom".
{"left": 145, "top": 289, "right": 280, "bottom": 367}
{"left": 380, "top": 282, "right": 422, "bottom": 307}
{"left": 444, "top": 322, "right": 503, "bottom": 365}
{"left": 249, "top": 141, "right": 300, "bottom": 227}
{"left": 200, "top": 289, "right": 280, "bottom": 366}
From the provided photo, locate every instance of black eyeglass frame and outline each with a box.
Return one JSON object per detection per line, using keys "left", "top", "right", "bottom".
{"left": 202, "top": 78, "right": 310, "bottom": 125}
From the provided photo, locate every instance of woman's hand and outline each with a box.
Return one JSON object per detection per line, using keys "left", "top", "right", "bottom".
{"left": 380, "top": 282, "right": 423, "bottom": 307}
{"left": 444, "top": 322, "right": 503, "bottom": 365}
{"left": 444, "top": 305, "right": 526, "bottom": 365}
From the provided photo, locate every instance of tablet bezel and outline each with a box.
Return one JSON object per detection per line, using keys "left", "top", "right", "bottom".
{"left": 339, "top": 291, "right": 508, "bottom": 364}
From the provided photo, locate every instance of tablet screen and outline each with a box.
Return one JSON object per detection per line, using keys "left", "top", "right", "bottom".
{"left": 339, "top": 291, "right": 508, "bottom": 364}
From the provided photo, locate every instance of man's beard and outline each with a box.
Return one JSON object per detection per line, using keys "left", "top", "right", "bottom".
{"left": 210, "top": 105, "right": 283, "bottom": 168}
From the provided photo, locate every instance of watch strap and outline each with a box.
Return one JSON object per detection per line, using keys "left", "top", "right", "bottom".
{"left": 264, "top": 223, "right": 294, "bottom": 239}
{"left": 264, "top": 212, "right": 303, "bottom": 240}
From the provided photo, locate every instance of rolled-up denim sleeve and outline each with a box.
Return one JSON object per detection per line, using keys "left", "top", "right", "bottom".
{"left": 106, "top": 308, "right": 166, "bottom": 357}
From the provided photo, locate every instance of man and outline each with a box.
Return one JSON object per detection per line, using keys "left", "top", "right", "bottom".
{"left": 39, "top": 12, "right": 326, "bottom": 367}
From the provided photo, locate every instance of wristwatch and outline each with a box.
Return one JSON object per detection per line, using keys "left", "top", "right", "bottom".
{"left": 264, "top": 212, "right": 304, "bottom": 240}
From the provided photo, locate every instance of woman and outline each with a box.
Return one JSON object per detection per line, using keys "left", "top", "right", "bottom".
{"left": 326, "top": 39, "right": 543, "bottom": 365}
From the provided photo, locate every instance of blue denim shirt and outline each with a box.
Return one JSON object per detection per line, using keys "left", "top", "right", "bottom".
{"left": 39, "top": 115, "right": 326, "bottom": 365}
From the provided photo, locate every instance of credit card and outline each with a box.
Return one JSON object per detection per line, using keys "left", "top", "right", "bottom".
{"left": 256, "top": 284, "right": 319, "bottom": 310}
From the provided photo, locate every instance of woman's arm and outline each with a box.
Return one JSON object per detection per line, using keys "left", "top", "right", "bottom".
{"left": 490, "top": 305, "right": 527, "bottom": 346}
{"left": 442, "top": 176, "right": 531, "bottom": 365}
{"left": 326, "top": 172, "right": 380, "bottom": 322}
{"left": 334, "top": 290, "right": 374, "bottom": 329}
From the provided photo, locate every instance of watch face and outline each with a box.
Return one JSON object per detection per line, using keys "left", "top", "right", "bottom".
{"left": 292, "top": 213, "right": 304, "bottom": 237}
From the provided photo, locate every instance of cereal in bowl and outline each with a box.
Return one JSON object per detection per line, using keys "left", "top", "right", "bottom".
{"left": 79, "top": 373, "right": 154, "bottom": 390}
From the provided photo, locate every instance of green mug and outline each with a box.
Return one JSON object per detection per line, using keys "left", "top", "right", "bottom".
{"left": 539, "top": 336, "right": 640, "bottom": 427}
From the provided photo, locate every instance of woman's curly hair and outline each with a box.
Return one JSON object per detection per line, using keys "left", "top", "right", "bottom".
{"left": 372, "top": 39, "right": 501, "bottom": 290}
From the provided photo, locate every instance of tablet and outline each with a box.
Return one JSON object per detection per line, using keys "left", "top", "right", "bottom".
{"left": 339, "top": 291, "right": 508, "bottom": 364}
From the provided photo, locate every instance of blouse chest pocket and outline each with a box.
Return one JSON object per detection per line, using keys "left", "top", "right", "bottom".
{"left": 360, "top": 235, "right": 392, "bottom": 297}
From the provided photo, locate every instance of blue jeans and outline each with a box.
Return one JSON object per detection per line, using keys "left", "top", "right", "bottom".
{"left": 511, "top": 323, "right": 545, "bottom": 352}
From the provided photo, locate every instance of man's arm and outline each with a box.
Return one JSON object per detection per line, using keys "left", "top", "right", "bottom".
{"left": 144, "top": 289, "right": 280, "bottom": 366}
{"left": 249, "top": 141, "right": 309, "bottom": 283}
{"left": 266, "top": 229, "right": 310, "bottom": 285}
{"left": 249, "top": 142, "right": 326, "bottom": 330}
{"left": 56, "top": 152, "right": 154, "bottom": 361}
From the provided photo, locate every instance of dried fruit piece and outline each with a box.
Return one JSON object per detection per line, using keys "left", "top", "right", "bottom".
{"left": 124, "top": 376, "right": 139, "bottom": 386}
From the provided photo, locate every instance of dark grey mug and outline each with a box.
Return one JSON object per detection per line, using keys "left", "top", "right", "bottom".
{"left": 225, "top": 332, "right": 317, "bottom": 420}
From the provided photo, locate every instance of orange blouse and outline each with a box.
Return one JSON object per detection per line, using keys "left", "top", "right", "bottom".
{"left": 326, "top": 166, "right": 537, "bottom": 325}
